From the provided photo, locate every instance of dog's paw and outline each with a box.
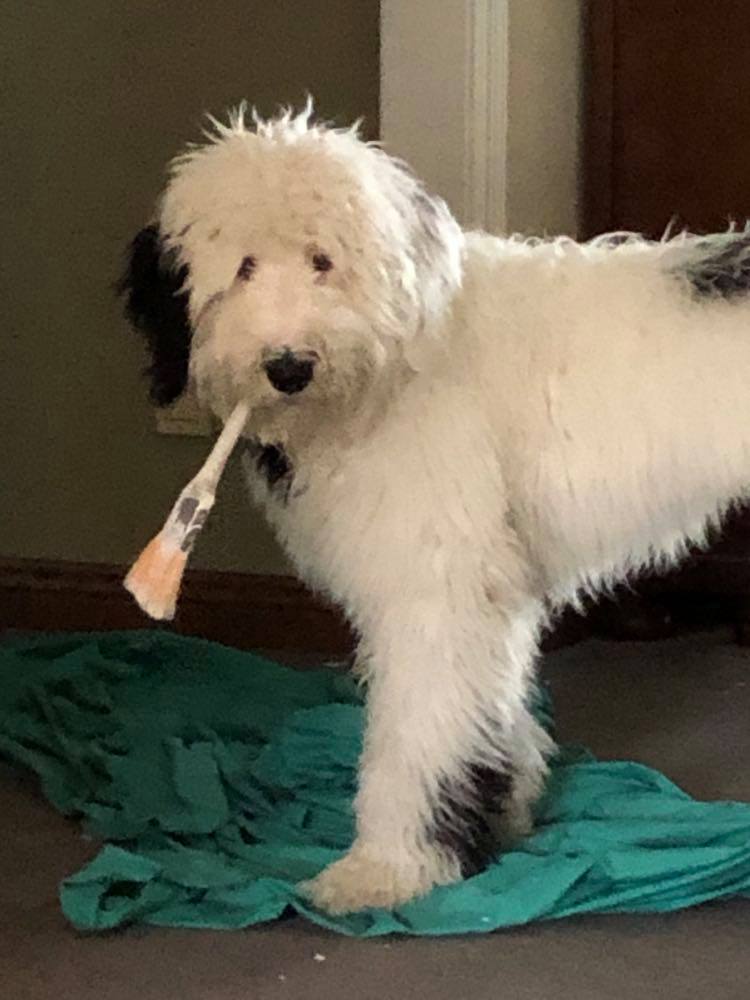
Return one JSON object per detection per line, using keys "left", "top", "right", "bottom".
{"left": 300, "top": 843, "right": 459, "bottom": 915}
{"left": 487, "top": 799, "right": 535, "bottom": 847}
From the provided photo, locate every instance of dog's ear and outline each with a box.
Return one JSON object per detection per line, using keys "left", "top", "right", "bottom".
{"left": 384, "top": 155, "right": 464, "bottom": 331}
{"left": 118, "top": 224, "right": 192, "bottom": 406}
{"left": 408, "top": 186, "right": 464, "bottom": 330}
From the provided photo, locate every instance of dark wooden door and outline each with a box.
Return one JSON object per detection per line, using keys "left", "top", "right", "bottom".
{"left": 583, "top": 0, "right": 750, "bottom": 636}
{"left": 585, "top": 0, "right": 750, "bottom": 239}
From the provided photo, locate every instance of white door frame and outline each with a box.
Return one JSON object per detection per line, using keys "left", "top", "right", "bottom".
{"left": 380, "top": 0, "right": 510, "bottom": 233}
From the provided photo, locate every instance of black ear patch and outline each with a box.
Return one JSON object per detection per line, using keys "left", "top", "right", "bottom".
{"left": 117, "top": 224, "right": 192, "bottom": 406}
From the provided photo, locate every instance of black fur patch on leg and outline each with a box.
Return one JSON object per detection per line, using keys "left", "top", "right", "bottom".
{"left": 430, "top": 764, "right": 513, "bottom": 877}
{"left": 685, "top": 231, "right": 750, "bottom": 300}
{"left": 117, "top": 224, "right": 192, "bottom": 405}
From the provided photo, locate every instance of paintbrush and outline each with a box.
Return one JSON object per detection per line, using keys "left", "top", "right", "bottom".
{"left": 124, "top": 399, "right": 250, "bottom": 620}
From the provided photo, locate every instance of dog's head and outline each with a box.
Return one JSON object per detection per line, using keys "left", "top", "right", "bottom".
{"left": 119, "top": 103, "right": 464, "bottom": 417}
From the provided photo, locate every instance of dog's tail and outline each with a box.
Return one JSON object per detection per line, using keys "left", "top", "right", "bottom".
{"left": 674, "top": 225, "right": 750, "bottom": 300}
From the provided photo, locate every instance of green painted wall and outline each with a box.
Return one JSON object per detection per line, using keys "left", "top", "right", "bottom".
{"left": 0, "top": 1, "right": 379, "bottom": 573}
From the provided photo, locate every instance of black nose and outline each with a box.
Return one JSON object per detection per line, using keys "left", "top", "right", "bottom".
{"left": 263, "top": 351, "right": 316, "bottom": 394}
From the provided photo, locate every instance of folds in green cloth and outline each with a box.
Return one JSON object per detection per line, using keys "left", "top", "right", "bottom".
{"left": 1, "top": 630, "right": 749, "bottom": 936}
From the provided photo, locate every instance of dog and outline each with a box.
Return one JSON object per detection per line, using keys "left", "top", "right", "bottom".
{"left": 120, "top": 103, "right": 750, "bottom": 914}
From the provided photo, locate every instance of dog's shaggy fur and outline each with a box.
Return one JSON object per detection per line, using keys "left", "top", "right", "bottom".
{"left": 121, "top": 104, "right": 750, "bottom": 913}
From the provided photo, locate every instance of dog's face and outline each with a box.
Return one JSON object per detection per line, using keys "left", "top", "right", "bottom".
{"left": 120, "top": 106, "right": 464, "bottom": 418}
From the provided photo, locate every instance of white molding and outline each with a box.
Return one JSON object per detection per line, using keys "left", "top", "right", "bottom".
{"left": 380, "top": 0, "right": 509, "bottom": 233}
{"left": 464, "top": 1, "right": 509, "bottom": 233}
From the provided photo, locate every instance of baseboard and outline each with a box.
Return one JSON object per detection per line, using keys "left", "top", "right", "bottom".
{"left": 4, "top": 557, "right": 701, "bottom": 658}
{"left": 0, "top": 558, "right": 354, "bottom": 656}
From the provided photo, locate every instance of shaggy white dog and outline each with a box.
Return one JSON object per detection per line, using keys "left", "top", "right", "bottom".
{"left": 121, "top": 104, "right": 750, "bottom": 914}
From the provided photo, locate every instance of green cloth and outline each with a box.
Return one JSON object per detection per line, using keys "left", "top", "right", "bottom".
{"left": 1, "top": 630, "right": 750, "bottom": 936}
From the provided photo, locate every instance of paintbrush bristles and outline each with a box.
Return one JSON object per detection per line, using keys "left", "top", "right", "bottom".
{"left": 124, "top": 533, "right": 187, "bottom": 621}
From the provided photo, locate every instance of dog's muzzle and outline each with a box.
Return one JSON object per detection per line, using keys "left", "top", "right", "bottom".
{"left": 263, "top": 350, "right": 317, "bottom": 395}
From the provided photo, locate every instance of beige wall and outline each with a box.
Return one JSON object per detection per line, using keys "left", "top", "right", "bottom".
{"left": 506, "top": 0, "right": 583, "bottom": 237}
{"left": 0, "top": 1, "right": 379, "bottom": 574}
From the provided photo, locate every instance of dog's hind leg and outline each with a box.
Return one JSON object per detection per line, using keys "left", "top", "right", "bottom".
{"left": 302, "top": 585, "right": 547, "bottom": 914}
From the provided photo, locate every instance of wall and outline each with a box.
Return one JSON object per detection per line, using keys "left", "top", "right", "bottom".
{"left": 0, "top": 0, "right": 379, "bottom": 574}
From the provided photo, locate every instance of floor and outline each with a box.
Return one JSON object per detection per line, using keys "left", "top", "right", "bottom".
{"left": 2, "top": 629, "right": 750, "bottom": 1000}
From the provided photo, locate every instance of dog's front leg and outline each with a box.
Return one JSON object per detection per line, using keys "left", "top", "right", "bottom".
{"left": 302, "top": 597, "right": 543, "bottom": 914}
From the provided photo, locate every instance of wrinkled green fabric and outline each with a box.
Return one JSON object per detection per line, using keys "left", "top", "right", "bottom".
{"left": 1, "top": 630, "right": 749, "bottom": 936}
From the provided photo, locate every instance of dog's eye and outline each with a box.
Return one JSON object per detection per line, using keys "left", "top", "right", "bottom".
{"left": 237, "top": 255, "right": 257, "bottom": 281}
{"left": 311, "top": 252, "right": 333, "bottom": 274}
